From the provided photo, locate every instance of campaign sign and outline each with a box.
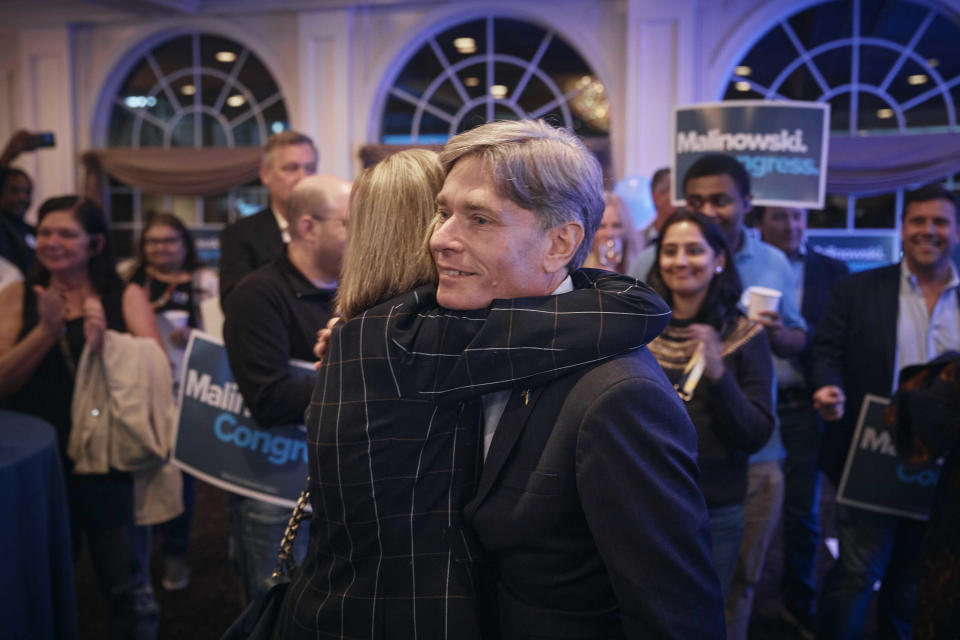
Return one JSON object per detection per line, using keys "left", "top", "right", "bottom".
{"left": 835, "top": 394, "right": 939, "bottom": 521}
{"left": 171, "top": 332, "right": 314, "bottom": 509}
{"left": 673, "top": 100, "right": 830, "bottom": 208}
{"left": 806, "top": 232, "right": 899, "bottom": 273}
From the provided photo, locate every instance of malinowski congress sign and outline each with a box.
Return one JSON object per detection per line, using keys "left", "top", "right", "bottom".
{"left": 171, "top": 332, "right": 314, "bottom": 508}
{"left": 673, "top": 100, "right": 830, "bottom": 209}
{"left": 835, "top": 394, "right": 939, "bottom": 521}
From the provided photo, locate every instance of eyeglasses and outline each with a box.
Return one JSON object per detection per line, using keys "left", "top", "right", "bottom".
{"left": 144, "top": 237, "right": 182, "bottom": 246}
{"left": 310, "top": 216, "right": 348, "bottom": 229}
{"left": 685, "top": 194, "right": 735, "bottom": 211}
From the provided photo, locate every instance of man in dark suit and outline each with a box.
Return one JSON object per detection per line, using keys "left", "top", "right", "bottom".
{"left": 430, "top": 119, "right": 725, "bottom": 638}
{"left": 218, "top": 130, "right": 319, "bottom": 302}
{"left": 812, "top": 184, "right": 960, "bottom": 639}
{"left": 757, "top": 206, "right": 848, "bottom": 635}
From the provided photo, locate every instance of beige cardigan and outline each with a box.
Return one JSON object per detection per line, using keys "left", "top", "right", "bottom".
{"left": 68, "top": 330, "right": 183, "bottom": 525}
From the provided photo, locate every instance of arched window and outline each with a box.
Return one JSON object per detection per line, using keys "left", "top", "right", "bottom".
{"left": 103, "top": 32, "right": 290, "bottom": 260}
{"left": 379, "top": 15, "right": 609, "bottom": 145}
{"left": 723, "top": 0, "right": 960, "bottom": 229}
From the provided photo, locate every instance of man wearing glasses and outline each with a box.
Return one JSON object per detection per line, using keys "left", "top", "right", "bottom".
{"left": 222, "top": 173, "right": 350, "bottom": 602}
{"left": 629, "top": 154, "right": 807, "bottom": 639}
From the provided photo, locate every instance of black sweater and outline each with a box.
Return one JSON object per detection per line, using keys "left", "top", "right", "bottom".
{"left": 222, "top": 253, "right": 334, "bottom": 428}
{"left": 649, "top": 316, "right": 775, "bottom": 506}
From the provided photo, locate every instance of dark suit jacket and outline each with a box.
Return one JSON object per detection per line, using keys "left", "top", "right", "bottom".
{"left": 466, "top": 350, "right": 725, "bottom": 639}
{"left": 811, "top": 263, "right": 900, "bottom": 485}
{"left": 275, "top": 270, "right": 672, "bottom": 640}
{"left": 218, "top": 207, "right": 284, "bottom": 302}
{"left": 797, "top": 247, "right": 849, "bottom": 379}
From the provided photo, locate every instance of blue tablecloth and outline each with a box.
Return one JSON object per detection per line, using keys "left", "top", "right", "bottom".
{"left": 0, "top": 410, "right": 77, "bottom": 640}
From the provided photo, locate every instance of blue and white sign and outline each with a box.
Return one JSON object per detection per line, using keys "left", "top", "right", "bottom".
{"left": 171, "top": 332, "right": 313, "bottom": 508}
{"left": 673, "top": 100, "right": 830, "bottom": 208}
{"left": 807, "top": 232, "right": 899, "bottom": 273}
{"left": 835, "top": 394, "right": 939, "bottom": 521}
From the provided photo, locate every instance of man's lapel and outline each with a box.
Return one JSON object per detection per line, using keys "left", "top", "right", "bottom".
{"left": 466, "top": 386, "right": 545, "bottom": 517}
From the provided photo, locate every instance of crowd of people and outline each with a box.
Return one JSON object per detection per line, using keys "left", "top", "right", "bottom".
{"left": 0, "top": 118, "right": 958, "bottom": 640}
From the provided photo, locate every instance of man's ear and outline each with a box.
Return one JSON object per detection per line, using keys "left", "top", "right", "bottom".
{"left": 258, "top": 162, "right": 271, "bottom": 189}
{"left": 90, "top": 234, "right": 105, "bottom": 255}
{"left": 743, "top": 193, "right": 753, "bottom": 215}
{"left": 543, "top": 221, "right": 584, "bottom": 273}
{"left": 295, "top": 214, "right": 312, "bottom": 239}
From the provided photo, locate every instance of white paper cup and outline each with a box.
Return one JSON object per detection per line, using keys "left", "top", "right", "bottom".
{"left": 741, "top": 286, "right": 782, "bottom": 321}
{"left": 162, "top": 309, "right": 190, "bottom": 330}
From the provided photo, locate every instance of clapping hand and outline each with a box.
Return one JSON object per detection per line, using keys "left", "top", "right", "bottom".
{"left": 34, "top": 285, "right": 66, "bottom": 337}
{"left": 82, "top": 296, "right": 107, "bottom": 353}
{"left": 673, "top": 323, "right": 725, "bottom": 381}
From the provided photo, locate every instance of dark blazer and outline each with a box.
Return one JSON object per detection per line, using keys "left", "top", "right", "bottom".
{"left": 218, "top": 207, "right": 284, "bottom": 302}
{"left": 466, "top": 350, "right": 726, "bottom": 638}
{"left": 275, "top": 270, "right": 672, "bottom": 640}
{"left": 797, "top": 246, "right": 849, "bottom": 378}
{"left": 811, "top": 263, "right": 900, "bottom": 485}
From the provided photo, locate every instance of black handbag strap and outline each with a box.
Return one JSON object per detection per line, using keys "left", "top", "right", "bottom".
{"left": 272, "top": 479, "right": 311, "bottom": 579}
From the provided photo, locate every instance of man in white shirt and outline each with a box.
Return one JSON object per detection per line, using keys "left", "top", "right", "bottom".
{"left": 812, "top": 183, "right": 960, "bottom": 639}
{"left": 218, "top": 130, "right": 318, "bottom": 302}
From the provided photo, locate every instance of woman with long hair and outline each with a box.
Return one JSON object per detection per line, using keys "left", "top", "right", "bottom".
{"left": 646, "top": 210, "right": 775, "bottom": 597}
{"left": 0, "top": 196, "right": 162, "bottom": 638}
{"left": 127, "top": 211, "right": 217, "bottom": 591}
{"left": 273, "top": 150, "right": 669, "bottom": 639}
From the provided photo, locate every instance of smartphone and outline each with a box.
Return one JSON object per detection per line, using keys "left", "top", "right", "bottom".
{"left": 27, "top": 132, "right": 55, "bottom": 149}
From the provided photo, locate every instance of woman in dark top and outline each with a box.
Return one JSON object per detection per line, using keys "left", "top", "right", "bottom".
{"left": 127, "top": 211, "right": 217, "bottom": 592}
{"left": 0, "top": 196, "right": 162, "bottom": 639}
{"left": 646, "top": 211, "right": 775, "bottom": 597}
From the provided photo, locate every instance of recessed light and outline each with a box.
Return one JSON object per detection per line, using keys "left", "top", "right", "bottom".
{"left": 216, "top": 51, "right": 237, "bottom": 63}
{"left": 734, "top": 81, "right": 751, "bottom": 92}
{"left": 180, "top": 84, "right": 196, "bottom": 96}
{"left": 489, "top": 84, "right": 508, "bottom": 99}
{"left": 453, "top": 37, "right": 476, "bottom": 55}
{"left": 907, "top": 74, "right": 928, "bottom": 85}
{"left": 226, "top": 94, "right": 246, "bottom": 107}
{"left": 463, "top": 76, "right": 479, "bottom": 87}
{"left": 877, "top": 108, "right": 894, "bottom": 119}
{"left": 734, "top": 65, "right": 752, "bottom": 77}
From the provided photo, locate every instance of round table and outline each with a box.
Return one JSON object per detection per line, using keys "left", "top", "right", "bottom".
{"left": 0, "top": 410, "right": 77, "bottom": 639}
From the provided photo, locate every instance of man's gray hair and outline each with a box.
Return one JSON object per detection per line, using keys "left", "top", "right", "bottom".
{"left": 261, "top": 130, "right": 318, "bottom": 169}
{"left": 439, "top": 119, "right": 604, "bottom": 270}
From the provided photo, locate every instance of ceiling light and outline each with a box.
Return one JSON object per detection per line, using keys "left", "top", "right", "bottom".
{"left": 180, "top": 84, "right": 196, "bottom": 96}
{"left": 226, "top": 94, "right": 246, "bottom": 107}
{"left": 734, "top": 81, "right": 751, "bottom": 92}
{"left": 734, "top": 65, "right": 752, "bottom": 76}
{"left": 463, "top": 76, "right": 479, "bottom": 87}
{"left": 489, "top": 84, "right": 508, "bottom": 99}
{"left": 907, "top": 74, "right": 928, "bottom": 85}
{"left": 453, "top": 37, "right": 476, "bottom": 54}
{"left": 215, "top": 51, "right": 237, "bottom": 63}
{"left": 877, "top": 108, "right": 894, "bottom": 119}
{"left": 271, "top": 121, "right": 284, "bottom": 134}
{"left": 124, "top": 95, "right": 157, "bottom": 108}
{"left": 927, "top": 58, "right": 939, "bottom": 68}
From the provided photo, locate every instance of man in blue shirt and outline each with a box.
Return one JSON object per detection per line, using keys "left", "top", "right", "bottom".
{"left": 812, "top": 183, "right": 960, "bottom": 639}
{"left": 629, "top": 154, "right": 807, "bottom": 640}
{"left": 758, "top": 205, "right": 849, "bottom": 636}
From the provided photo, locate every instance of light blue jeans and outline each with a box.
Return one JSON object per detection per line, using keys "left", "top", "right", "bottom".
{"left": 227, "top": 493, "right": 309, "bottom": 603}
{"left": 708, "top": 502, "right": 746, "bottom": 597}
